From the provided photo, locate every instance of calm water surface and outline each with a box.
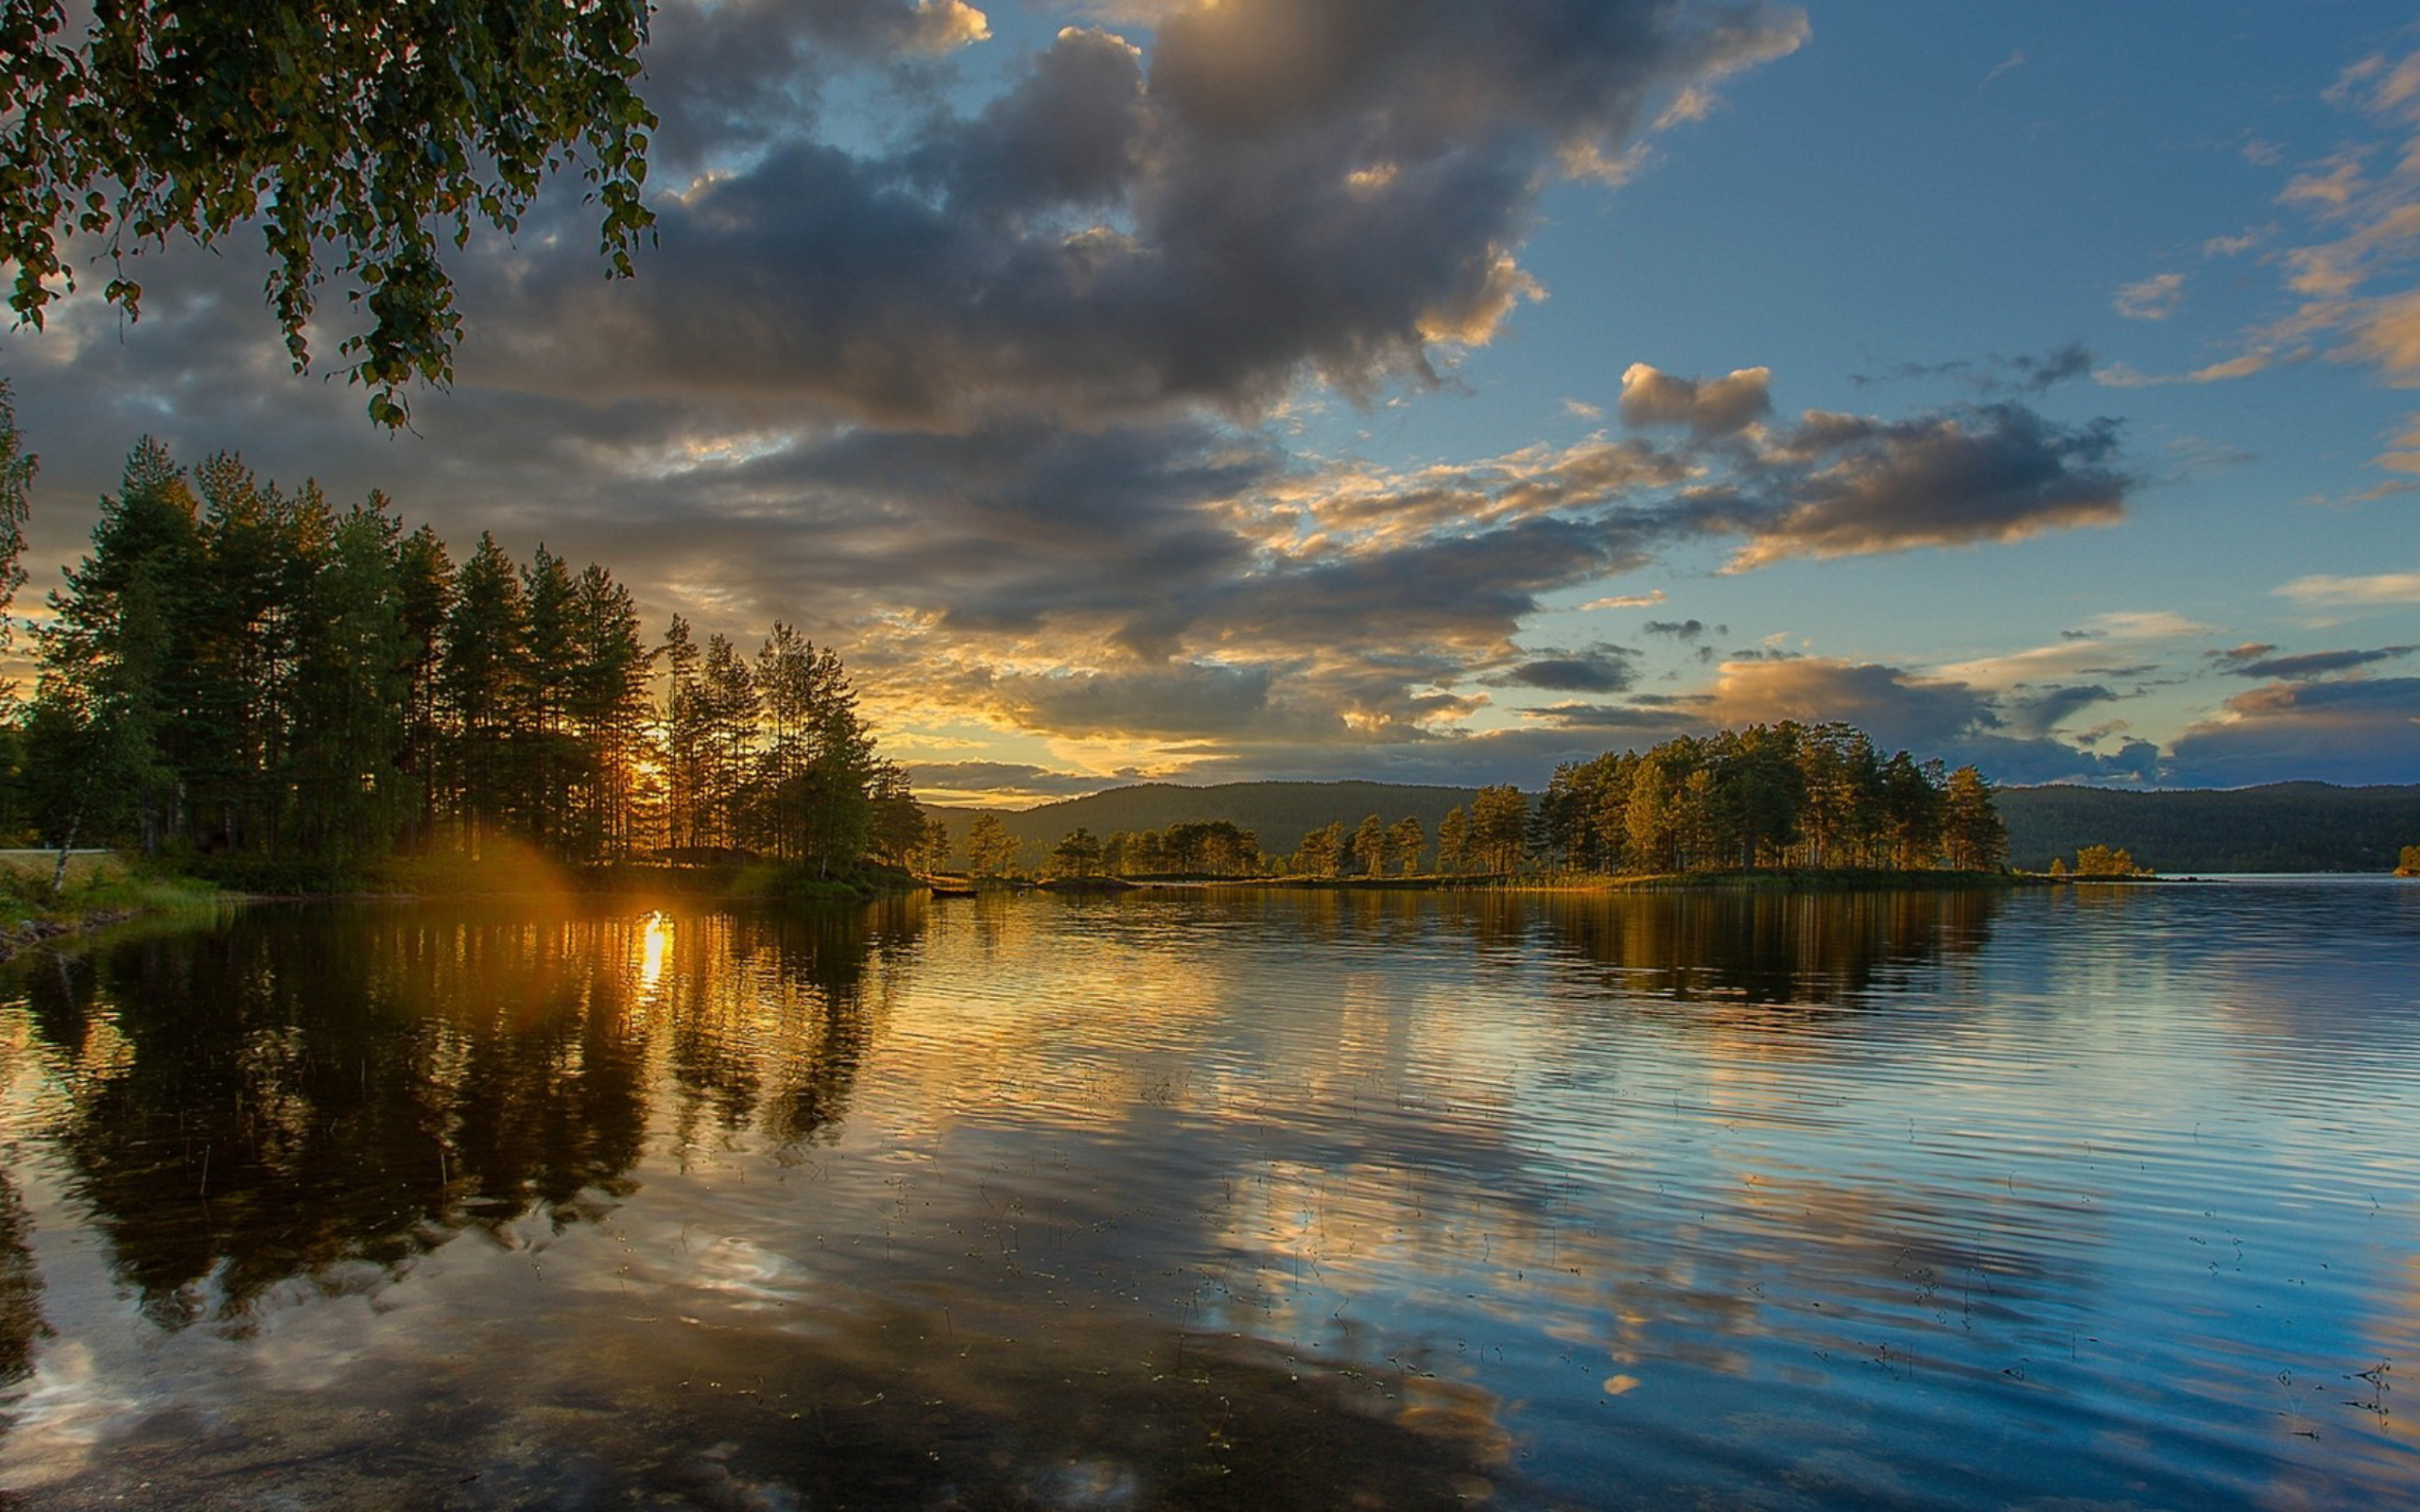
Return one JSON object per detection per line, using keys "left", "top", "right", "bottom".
{"left": 0, "top": 880, "right": 2415, "bottom": 1508}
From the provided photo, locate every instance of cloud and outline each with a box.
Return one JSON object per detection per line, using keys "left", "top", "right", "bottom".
{"left": 2003, "top": 683, "right": 2119, "bottom": 738}
{"left": 2115, "top": 272, "right": 2186, "bottom": 321}
{"left": 2273, "top": 570, "right": 2420, "bottom": 607}
{"left": 640, "top": 0, "right": 992, "bottom": 175}
{"left": 1530, "top": 699, "right": 1704, "bottom": 731}
{"left": 1640, "top": 618, "right": 1722, "bottom": 641}
{"left": 1938, "top": 610, "right": 2208, "bottom": 692}
{"left": 905, "top": 761, "right": 1117, "bottom": 799}
{"left": 2092, "top": 350, "right": 2277, "bottom": 388}
{"left": 984, "top": 661, "right": 1284, "bottom": 740}
{"left": 1851, "top": 342, "right": 2093, "bottom": 397}
{"left": 2203, "top": 226, "right": 2273, "bottom": 257}
{"left": 2220, "top": 644, "right": 2416, "bottom": 679}
{"left": 2173, "top": 45, "right": 2420, "bottom": 395}
{"left": 2165, "top": 677, "right": 2420, "bottom": 786}
{"left": 1694, "top": 658, "right": 1996, "bottom": 751}
{"left": 462, "top": 0, "right": 1811, "bottom": 432}
{"left": 1617, "top": 363, "right": 1773, "bottom": 435}
{"left": 14, "top": 4, "right": 2221, "bottom": 795}
{"left": 1726, "top": 404, "right": 2128, "bottom": 569}
{"left": 1981, "top": 50, "right": 2025, "bottom": 87}
{"left": 1524, "top": 657, "right": 2164, "bottom": 784}
{"left": 1491, "top": 644, "right": 1639, "bottom": 694}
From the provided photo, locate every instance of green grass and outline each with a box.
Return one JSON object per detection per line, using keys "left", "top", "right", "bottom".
{"left": 0, "top": 851, "right": 226, "bottom": 954}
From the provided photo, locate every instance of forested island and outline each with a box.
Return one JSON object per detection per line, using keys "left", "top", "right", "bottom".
{"left": 936, "top": 775, "right": 2420, "bottom": 880}
{"left": 936, "top": 723, "right": 2011, "bottom": 885}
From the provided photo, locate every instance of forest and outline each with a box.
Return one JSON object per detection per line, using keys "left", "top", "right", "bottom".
{"left": 0, "top": 434, "right": 925, "bottom": 884}
{"left": 1993, "top": 782, "right": 2420, "bottom": 873}
{"left": 951, "top": 725, "right": 2009, "bottom": 881}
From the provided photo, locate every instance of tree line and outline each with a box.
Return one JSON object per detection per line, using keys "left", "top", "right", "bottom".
{"left": 1535, "top": 723, "right": 2007, "bottom": 874}
{"left": 6, "top": 433, "right": 919, "bottom": 879}
{"left": 981, "top": 725, "right": 2008, "bottom": 882}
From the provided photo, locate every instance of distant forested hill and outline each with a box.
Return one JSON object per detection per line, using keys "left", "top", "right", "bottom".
{"left": 922, "top": 781, "right": 1480, "bottom": 868}
{"left": 1997, "top": 782, "right": 2420, "bottom": 872}
{"left": 925, "top": 778, "right": 2420, "bottom": 875}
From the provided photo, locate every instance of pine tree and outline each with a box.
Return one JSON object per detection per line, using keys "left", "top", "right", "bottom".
{"left": 1349, "top": 814, "right": 1387, "bottom": 876}
{"left": 1942, "top": 765, "right": 2009, "bottom": 871}
{"left": 518, "top": 545, "right": 579, "bottom": 851}
{"left": 1471, "top": 784, "right": 1529, "bottom": 874}
{"left": 1436, "top": 806, "right": 1469, "bottom": 875}
{"left": 29, "top": 438, "right": 199, "bottom": 856}
{"left": 439, "top": 533, "right": 528, "bottom": 847}
{"left": 391, "top": 523, "right": 454, "bottom": 845}
{"left": 564, "top": 564, "right": 650, "bottom": 859}
{"left": 966, "top": 813, "right": 1021, "bottom": 877}
{"left": 660, "top": 615, "right": 700, "bottom": 853}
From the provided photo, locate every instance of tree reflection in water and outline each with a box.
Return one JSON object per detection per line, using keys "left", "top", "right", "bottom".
{"left": 6, "top": 884, "right": 2412, "bottom": 1511}
{"left": 1530, "top": 886, "right": 2003, "bottom": 1009}
{"left": 0, "top": 1172, "right": 41, "bottom": 1392}
{"left": 9, "top": 900, "right": 906, "bottom": 1329}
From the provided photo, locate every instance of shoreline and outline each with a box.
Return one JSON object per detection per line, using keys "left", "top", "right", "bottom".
{"left": 7, "top": 863, "right": 2394, "bottom": 959}
{"left": 972, "top": 868, "right": 2057, "bottom": 895}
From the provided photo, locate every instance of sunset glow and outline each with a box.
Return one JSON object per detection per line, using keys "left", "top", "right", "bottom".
{"left": 9, "top": 2, "right": 2417, "bottom": 801}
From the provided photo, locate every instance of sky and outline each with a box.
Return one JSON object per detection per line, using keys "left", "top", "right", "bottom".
{"left": 7, "top": 0, "right": 2420, "bottom": 804}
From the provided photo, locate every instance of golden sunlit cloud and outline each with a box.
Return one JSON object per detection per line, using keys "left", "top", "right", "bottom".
{"left": 2273, "top": 570, "right": 2420, "bottom": 607}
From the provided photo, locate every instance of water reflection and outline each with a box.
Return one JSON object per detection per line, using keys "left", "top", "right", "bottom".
{"left": 1532, "top": 886, "right": 2000, "bottom": 1006}
{"left": 0, "top": 1173, "right": 39, "bottom": 1392}
{"left": 0, "top": 884, "right": 2413, "bottom": 1508}
{"left": 6, "top": 902, "right": 907, "bottom": 1329}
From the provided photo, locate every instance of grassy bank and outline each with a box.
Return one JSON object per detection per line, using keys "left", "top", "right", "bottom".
{"left": 0, "top": 851, "right": 228, "bottom": 960}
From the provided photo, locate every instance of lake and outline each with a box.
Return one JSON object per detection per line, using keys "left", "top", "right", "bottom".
{"left": 1, "top": 880, "right": 2415, "bottom": 1508}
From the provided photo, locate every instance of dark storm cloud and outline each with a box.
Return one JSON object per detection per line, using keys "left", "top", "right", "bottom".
{"left": 1730, "top": 404, "right": 2128, "bottom": 568}
{"left": 2221, "top": 644, "right": 2415, "bottom": 679}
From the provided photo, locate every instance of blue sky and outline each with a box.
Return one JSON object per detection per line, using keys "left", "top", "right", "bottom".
{"left": 8, "top": 0, "right": 2420, "bottom": 801}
